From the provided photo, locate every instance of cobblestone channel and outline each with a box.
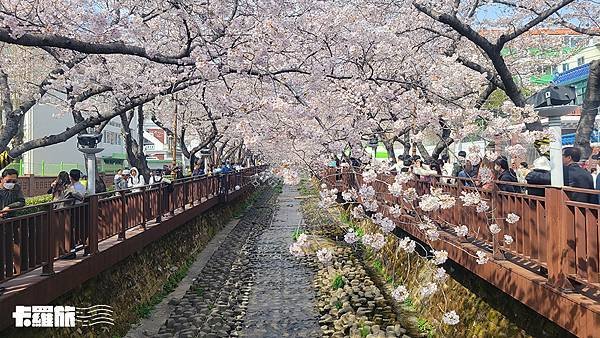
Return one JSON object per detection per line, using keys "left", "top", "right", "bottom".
{"left": 155, "top": 185, "right": 321, "bottom": 337}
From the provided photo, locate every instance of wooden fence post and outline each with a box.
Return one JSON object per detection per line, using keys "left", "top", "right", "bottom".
{"left": 119, "top": 193, "right": 127, "bottom": 241}
{"left": 171, "top": 183, "right": 176, "bottom": 216}
{"left": 85, "top": 195, "right": 99, "bottom": 255}
{"left": 156, "top": 184, "right": 163, "bottom": 223}
{"left": 546, "top": 187, "right": 575, "bottom": 292}
{"left": 183, "top": 179, "right": 189, "bottom": 209}
{"left": 491, "top": 184, "right": 506, "bottom": 260}
{"left": 142, "top": 187, "right": 148, "bottom": 230}
{"left": 41, "top": 204, "right": 55, "bottom": 276}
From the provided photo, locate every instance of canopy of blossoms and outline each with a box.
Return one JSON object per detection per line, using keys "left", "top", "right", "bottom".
{"left": 0, "top": 0, "right": 599, "bottom": 329}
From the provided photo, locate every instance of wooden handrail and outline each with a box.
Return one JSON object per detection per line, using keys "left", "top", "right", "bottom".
{"left": 325, "top": 168, "right": 600, "bottom": 294}
{"left": 0, "top": 166, "right": 267, "bottom": 283}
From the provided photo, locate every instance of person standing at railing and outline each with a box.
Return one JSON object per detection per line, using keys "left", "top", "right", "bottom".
{"left": 525, "top": 156, "right": 551, "bottom": 197}
{"left": 149, "top": 169, "right": 169, "bottom": 185}
{"left": 114, "top": 169, "right": 123, "bottom": 186}
{"left": 412, "top": 158, "right": 437, "bottom": 182}
{"left": 451, "top": 150, "right": 467, "bottom": 177}
{"left": 59, "top": 169, "right": 87, "bottom": 259}
{"left": 172, "top": 166, "right": 184, "bottom": 180}
{"left": 0, "top": 168, "right": 25, "bottom": 218}
{"left": 476, "top": 159, "right": 495, "bottom": 191}
{"left": 127, "top": 167, "right": 146, "bottom": 192}
{"left": 458, "top": 160, "right": 477, "bottom": 187}
{"left": 563, "top": 147, "right": 596, "bottom": 204}
{"left": 65, "top": 169, "right": 86, "bottom": 203}
{"left": 115, "top": 169, "right": 129, "bottom": 190}
{"left": 192, "top": 163, "right": 205, "bottom": 177}
{"left": 48, "top": 171, "right": 71, "bottom": 205}
{"left": 493, "top": 157, "right": 521, "bottom": 193}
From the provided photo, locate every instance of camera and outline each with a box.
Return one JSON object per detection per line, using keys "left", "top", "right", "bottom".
{"left": 77, "top": 133, "right": 103, "bottom": 148}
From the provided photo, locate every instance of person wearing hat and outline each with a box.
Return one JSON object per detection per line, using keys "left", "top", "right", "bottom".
{"left": 127, "top": 167, "right": 146, "bottom": 192}
{"left": 525, "top": 157, "right": 551, "bottom": 196}
{"left": 115, "top": 169, "right": 129, "bottom": 190}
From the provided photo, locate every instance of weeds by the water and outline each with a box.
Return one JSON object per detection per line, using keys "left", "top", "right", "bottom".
{"left": 331, "top": 274, "right": 345, "bottom": 290}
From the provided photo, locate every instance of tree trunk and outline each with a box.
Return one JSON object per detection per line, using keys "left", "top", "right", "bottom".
{"left": 120, "top": 106, "right": 150, "bottom": 181}
{"left": 382, "top": 138, "right": 396, "bottom": 163}
{"left": 415, "top": 142, "right": 433, "bottom": 163}
{"left": 574, "top": 60, "right": 600, "bottom": 160}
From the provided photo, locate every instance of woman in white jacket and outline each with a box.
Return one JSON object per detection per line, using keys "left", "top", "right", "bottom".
{"left": 412, "top": 159, "right": 438, "bottom": 182}
{"left": 127, "top": 167, "right": 146, "bottom": 192}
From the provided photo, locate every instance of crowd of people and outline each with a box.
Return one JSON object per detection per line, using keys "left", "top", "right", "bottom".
{"left": 0, "top": 160, "right": 248, "bottom": 219}
{"left": 381, "top": 146, "right": 598, "bottom": 203}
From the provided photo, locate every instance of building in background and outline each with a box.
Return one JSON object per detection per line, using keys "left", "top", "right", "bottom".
{"left": 552, "top": 40, "right": 600, "bottom": 104}
{"left": 143, "top": 120, "right": 184, "bottom": 170}
{"left": 18, "top": 97, "right": 136, "bottom": 176}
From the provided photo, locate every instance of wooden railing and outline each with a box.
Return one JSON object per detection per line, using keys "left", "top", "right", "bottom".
{"left": 323, "top": 167, "right": 600, "bottom": 293}
{"left": 0, "top": 166, "right": 266, "bottom": 282}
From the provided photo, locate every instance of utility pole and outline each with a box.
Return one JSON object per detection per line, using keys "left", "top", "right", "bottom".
{"left": 172, "top": 99, "right": 178, "bottom": 168}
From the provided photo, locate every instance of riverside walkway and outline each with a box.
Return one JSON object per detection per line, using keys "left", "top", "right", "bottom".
{"left": 0, "top": 167, "right": 266, "bottom": 331}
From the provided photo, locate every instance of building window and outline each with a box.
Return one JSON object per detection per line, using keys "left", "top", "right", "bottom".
{"left": 552, "top": 65, "right": 558, "bottom": 74}
{"left": 562, "top": 63, "right": 570, "bottom": 72}
{"left": 577, "top": 56, "right": 585, "bottom": 66}
{"left": 576, "top": 86, "right": 587, "bottom": 105}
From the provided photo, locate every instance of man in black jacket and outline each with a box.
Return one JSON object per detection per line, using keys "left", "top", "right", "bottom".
{"left": 0, "top": 168, "right": 25, "bottom": 218}
{"left": 563, "top": 147, "right": 596, "bottom": 203}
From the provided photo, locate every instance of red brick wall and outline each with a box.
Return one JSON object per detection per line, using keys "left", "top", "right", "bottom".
{"left": 17, "top": 174, "right": 114, "bottom": 197}
{"left": 147, "top": 128, "right": 165, "bottom": 144}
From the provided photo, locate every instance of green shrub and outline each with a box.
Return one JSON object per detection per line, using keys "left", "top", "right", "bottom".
{"left": 292, "top": 229, "right": 304, "bottom": 241}
{"left": 11, "top": 194, "right": 53, "bottom": 217}
{"left": 417, "top": 318, "right": 435, "bottom": 337}
{"left": 26, "top": 194, "right": 53, "bottom": 206}
{"left": 331, "top": 274, "right": 345, "bottom": 290}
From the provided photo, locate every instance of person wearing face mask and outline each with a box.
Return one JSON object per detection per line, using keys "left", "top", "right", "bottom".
{"left": 149, "top": 169, "right": 170, "bottom": 185}
{"left": 0, "top": 168, "right": 25, "bottom": 218}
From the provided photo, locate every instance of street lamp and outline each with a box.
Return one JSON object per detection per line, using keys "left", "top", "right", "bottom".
{"left": 77, "top": 133, "right": 104, "bottom": 194}
{"left": 200, "top": 148, "right": 211, "bottom": 173}
{"left": 536, "top": 104, "right": 578, "bottom": 187}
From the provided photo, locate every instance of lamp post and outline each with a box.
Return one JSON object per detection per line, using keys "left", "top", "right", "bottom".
{"left": 200, "top": 148, "right": 211, "bottom": 173}
{"left": 77, "top": 134, "right": 104, "bottom": 194}
{"left": 536, "top": 104, "right": 578, "bottom": 187}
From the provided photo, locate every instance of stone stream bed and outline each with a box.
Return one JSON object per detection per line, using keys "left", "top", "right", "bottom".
{"left": 309, "top": 246, "right": 410, "bottom": 338}
{"left": 141, "top": 183, "right": 412, "bottom": 338}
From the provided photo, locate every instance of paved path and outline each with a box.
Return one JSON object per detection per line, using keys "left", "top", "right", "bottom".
{"left": 133, "top": 186, "right": 320, "bottom": 337}
{"left": 126, "top": 218, "right": 241, "bottom": 338}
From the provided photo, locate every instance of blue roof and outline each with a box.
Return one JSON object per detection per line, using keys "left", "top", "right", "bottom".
{"left": 562, "top": 130, "right": 600, "bottom": 145}
{"left": 553, "top": 63, "right": 590, "bottom": 85}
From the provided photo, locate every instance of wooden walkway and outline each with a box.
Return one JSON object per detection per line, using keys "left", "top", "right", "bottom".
{"left": 324, "top": 167, "right": 600, "bottom": 337}
{"left": 0, "top": 167, "right": 265, "bottom": 330}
